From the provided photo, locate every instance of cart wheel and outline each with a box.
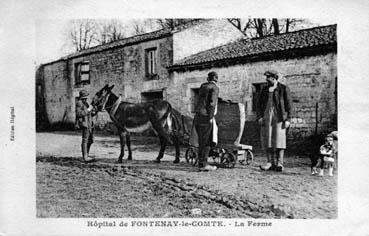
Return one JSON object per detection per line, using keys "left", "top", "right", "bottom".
{"left": 185, "top": 147, "right": 197, "bottom": 166}
{"left": 220, "top": 151, "right": 237, "bottom": 168}
{"left": 239, "top": 149, "right": 254, "bottom": 165}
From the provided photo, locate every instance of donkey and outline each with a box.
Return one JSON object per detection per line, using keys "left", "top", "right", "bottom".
{"left": 91, "top": 84, "right": 180, "bottom": 164}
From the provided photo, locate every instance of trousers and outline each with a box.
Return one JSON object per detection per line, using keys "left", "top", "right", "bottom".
{"left": 194, "top": 115, "right": 213, "bottom": 167}
{"left": 81, "top": 127, "right": 94, "bottom": 157}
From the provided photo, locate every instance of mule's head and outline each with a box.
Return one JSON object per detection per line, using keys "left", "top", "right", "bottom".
{"left": 91, "top": 84, "right": 115, "bottom": 111}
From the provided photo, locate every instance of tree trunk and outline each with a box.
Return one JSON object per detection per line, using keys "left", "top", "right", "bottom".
{"left": 272, "top": 18, "right": 280, "bottom": 35}
{"left": 285, "top": 19, "right": 291, "bottom": 33}
{"left": 255, "top": 19, "right": 264, "bottom": 37}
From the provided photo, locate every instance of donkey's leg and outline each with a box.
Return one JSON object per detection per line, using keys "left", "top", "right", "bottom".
{"left": 118, "top": 131, "right": 126, "bottom": 163}
{"left": 154, "top": 135, "right": 168, "bottom": 163}
{"left": 172, "top": 134, "right": 180, "bottom": 164}
{"left": 126, "top": 132, "right": 132, "bottom": 160}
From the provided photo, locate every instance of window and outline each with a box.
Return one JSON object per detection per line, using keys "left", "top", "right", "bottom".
{"left": 252, "top": 82, "right": 267, "bottom": 112}
{"left": 75, "top": 62, "right": 90, "bottom": 85}
{"left": 190, "top": 88, "right": 200, "bottom": 113}
{"left": 145, "top": 48, "right": 157, "bottom": 79}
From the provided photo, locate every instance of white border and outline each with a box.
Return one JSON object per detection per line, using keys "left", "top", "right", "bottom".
{"left": 1, "top": 0, "right": 369, "bottom": 235}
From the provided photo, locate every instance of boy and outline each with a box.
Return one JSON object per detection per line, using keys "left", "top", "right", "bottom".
{"left": 311, "top": 134, "right": 336, "bottom": 176}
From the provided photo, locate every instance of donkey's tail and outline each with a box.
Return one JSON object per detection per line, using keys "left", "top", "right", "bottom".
{"left": 170, "top": 109, "right": 180, "bottom": 135}
{"left": 170, "top": 107, "right": 188, "bottom": 142}
{"left": 160, "top": 102, "right": 183, "bottom": 141}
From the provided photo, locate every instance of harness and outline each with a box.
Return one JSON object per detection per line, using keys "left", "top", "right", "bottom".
{"left": 101, "top": 93, "right": 125, "bottom": 130}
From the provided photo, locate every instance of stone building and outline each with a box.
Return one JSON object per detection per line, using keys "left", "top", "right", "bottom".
{"left": 36, "top": 20, "right": 337, "bottom": 145}
{"left": 167, "top": 24, "right": 337, "bottom": 143}
{"left": 36, "top": 19, "right": 242, "bottom": 129}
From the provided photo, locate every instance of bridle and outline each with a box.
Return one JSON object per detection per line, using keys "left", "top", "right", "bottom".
{"left": 95, "top": 89, "right": 121, "bottom": 124}
{"left": 101, "top": 92, "right": 112, "bottom": 111}
{"left": 97, "top": 89, "right": 122, "bottom": 128}
{"left": 94, "top": 90, "right": 112, "bottom": 112}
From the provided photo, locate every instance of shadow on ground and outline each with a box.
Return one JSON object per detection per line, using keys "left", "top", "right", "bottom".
{"left": 36, "top": 156, "right": 198, "bottom": 172}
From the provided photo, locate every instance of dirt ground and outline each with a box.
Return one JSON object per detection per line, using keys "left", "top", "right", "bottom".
{"left": 36, "top": 131, "right": 337, "bottom": 219}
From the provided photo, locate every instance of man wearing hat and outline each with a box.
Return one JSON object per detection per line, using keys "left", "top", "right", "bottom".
{"left": 194, "top": 71, "right": 219, "bottom": 171}
{"left": 76, "top": 90, "right": 97, "bottom": 162}
{"left": 257, "top": 70, "right": 293, "bottom": 172}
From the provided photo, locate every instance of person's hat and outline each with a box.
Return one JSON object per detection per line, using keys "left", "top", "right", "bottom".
{"left": 79, "top": 90, "right": 89, "bottom": 98}
{"left": 208, "top": 71, "right": 218, "bottom": 82}
{"left": 264, "top": 70, "right": 279, "bottom": 79}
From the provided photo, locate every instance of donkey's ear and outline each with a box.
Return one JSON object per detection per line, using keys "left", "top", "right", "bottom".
{"left": 108, "top": 85, "right": 115, "bottom": 91}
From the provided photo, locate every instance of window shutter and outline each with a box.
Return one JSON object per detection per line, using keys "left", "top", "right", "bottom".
{"left": 153, "top": 50, "right": 157, "bottom": 74}
{"left": 75, "top": 63, "right": 81, "bottom": 84}
{"left": 145, "top": 50, "right": 149, "bottom": 77}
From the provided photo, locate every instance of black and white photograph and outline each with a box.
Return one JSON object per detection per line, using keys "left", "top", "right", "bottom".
{"left": 35, "top": 18, "right": 338, "bottom": 219}
{"left": 1, "top": 0, "right": 369, "bottom": 235}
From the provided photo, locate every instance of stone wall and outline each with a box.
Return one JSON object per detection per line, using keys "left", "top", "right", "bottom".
{"left": 42, "top": 60, "right": 73, "bottom": 125}
{"left": 168, "top": 52, "right": 337, "bottom": 144}
{"left": 41, "top": 36, "right": 174, "bottom": 128}
{"left": 36, "top": 65, "right": 48, "bottom": 129}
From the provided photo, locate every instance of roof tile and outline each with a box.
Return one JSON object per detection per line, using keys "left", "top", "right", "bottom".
{"left": 170, "top": 24, "right": 336, "bottom": 68}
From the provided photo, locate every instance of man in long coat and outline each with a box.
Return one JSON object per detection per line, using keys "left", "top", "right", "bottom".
{"left": 194, "top": 71, "right": 219, "bottom": 171}
{"left": 257, "top": 70, "right": 293, "bottom": 172}
{"left": 76, "top": 90, "right": 97, "bottom": 162}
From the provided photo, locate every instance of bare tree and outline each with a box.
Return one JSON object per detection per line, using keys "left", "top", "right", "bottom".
{"left": 67, "top": 19, "right": 99, "bottom": 51}
{"left": 97, "top": 19, "right": 127, "bottom": 44}
{"left": 129, "top": 19, "right": 147, "bottom": 35}
{"left": 155, "top": 19, "right": 199, "bottom": 30}
{"left": 227, "top": 18, "right": 311, "bottom": 39}
{"left": 65, "top": 19, "right": 130, "bottom": 52}
{"left": 272, "top": 18, "right": 280, "bottom": 35}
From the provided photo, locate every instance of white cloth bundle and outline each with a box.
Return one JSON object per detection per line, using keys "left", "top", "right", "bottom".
{"left": 212, "top": 118, "right": 218, "bottom": 145}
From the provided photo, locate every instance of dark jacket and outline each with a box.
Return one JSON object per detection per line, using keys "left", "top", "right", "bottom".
{"left": 257, "top": 82, "right": 293, "bottom": 122}
{"left": 195, "top": 81, "right": 219, "bottom": 120}
{"left": 75, "top": 99, "right": 95, "bottom": 129}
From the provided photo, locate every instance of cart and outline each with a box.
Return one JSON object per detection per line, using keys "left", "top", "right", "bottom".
{"left": 184, "top": 99, "right": 254, "bottom": 168}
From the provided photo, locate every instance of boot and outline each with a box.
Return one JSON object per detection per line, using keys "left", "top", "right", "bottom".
{"left": 199, "top": 146, "right": 216, "bottom": 171}
{"left": 87, "top": 142, "right": 92, "bottom": 157}
{"left": 203, "top": 146, "right": 211, "bottom": 165}
{"left": 328, "top": 167, "right": 333, "bottom": 176}
{"left": 82, "top": 143, "right": 94, "bottom": 163}
{"left": 275, "top": 149, "right": 284, "bottom": 172}
{"left": 318, "top": 168, "right": 324, "bottom": 177}
{"left": 260, "top": 162, "right": 273, "bottom": 171}
{"left": 260, "top": 149, "right": 275, "bottom": 171}
{"left": 197, "top": 148, "right": 204, "bottom": 168}
{"left": 276, "top": 163, "right": 284, "bottom": 172}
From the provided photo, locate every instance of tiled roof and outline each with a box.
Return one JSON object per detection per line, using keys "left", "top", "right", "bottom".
{"left": 170, "top": 24, "right": 337, "bottom": 69}
{"left": 62, "top": 19, "right": 210, "bottom": 60}
{"left": 63, "top": 29, "right": 172, "bottom": 60}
